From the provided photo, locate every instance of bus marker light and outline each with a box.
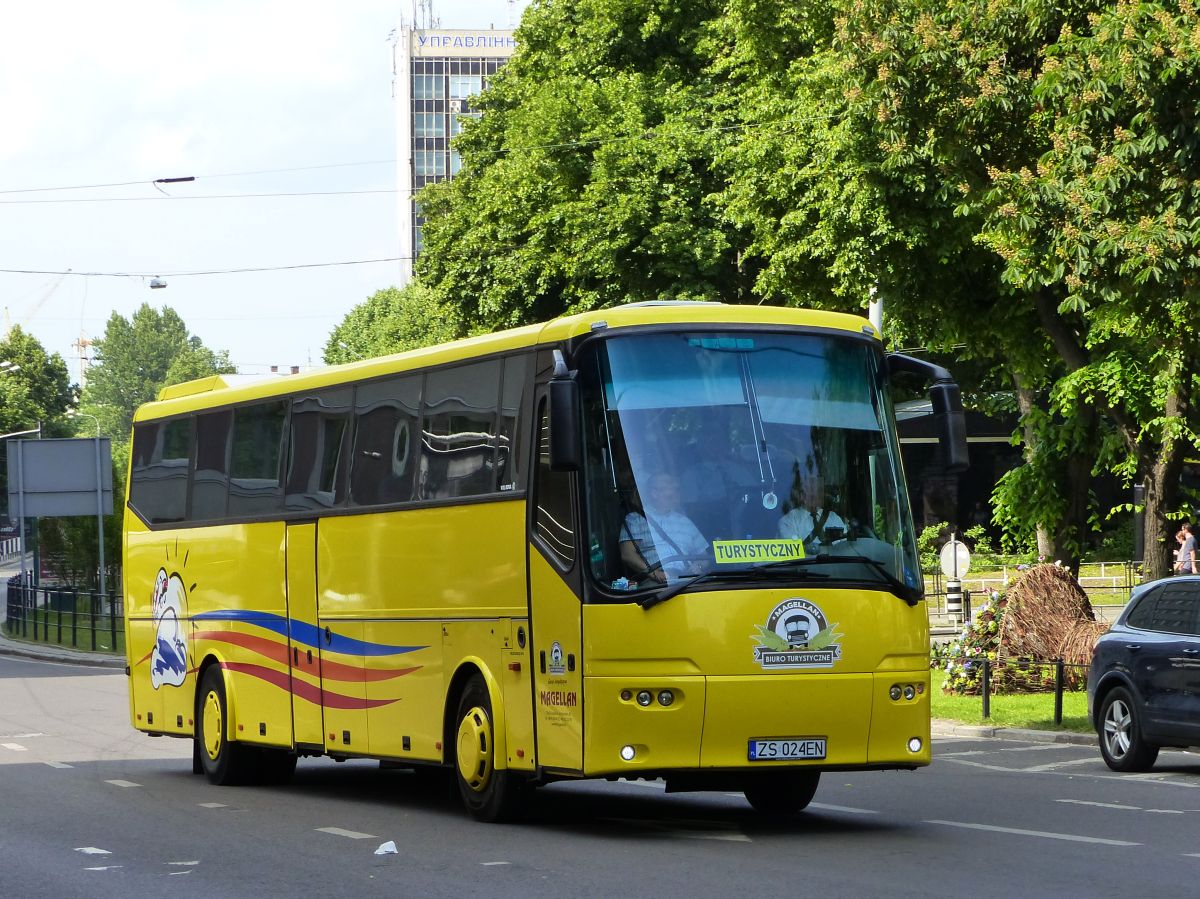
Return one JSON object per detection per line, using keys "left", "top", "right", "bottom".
{"left": 908, "top": 737, "right": 923, "bottom": 753}
{"left": 621, "top": 690, "right": 632, "bottom": 702}
{"left": 636, "top": 691, "right": 652, "bottom": 707}
{"left": 620, "top": 745, "right": 636, "bottom": 761}
{"left": 657, "top": 691, "right": 674, "bottom": 707}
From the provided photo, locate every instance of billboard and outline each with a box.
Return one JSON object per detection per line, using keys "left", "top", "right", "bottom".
{"left": 6, "top": 438, "right": 113, "bottom": 517}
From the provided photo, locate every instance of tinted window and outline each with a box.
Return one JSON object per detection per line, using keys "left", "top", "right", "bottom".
{"left": 534, "top": 403, "right": 575, "bottom": 566}
{"left": 228, "top": 402, "right": 286, "bottom": 516}
{"left": 191, "top": 410, "right": 231, "bottom": 520}
{"left": 420, "top": 360, "right": 501, "bottom": 500}
{"left": 130, "top": 418, "right": 192, "bottom": 524}
{"left": 1127, "top": 583, "right": 1200, "bottom": 634}
{"left": 350, "top": 376, "right": 421, "bottom": 506}
{"left": 287, "top": 388, "right": 352, "bottom": 511}
{"left": 496, "top": 354, "right": 531, "bottom": 493}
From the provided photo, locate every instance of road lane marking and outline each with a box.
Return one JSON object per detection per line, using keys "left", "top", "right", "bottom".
{"left": 166, "top": 861, "right": 199, "bottom": 866}
{"left": 809, "top": 802, "right": 879, "bottom": 815}
{"left": 317, "top": 827, "right": 376, "bottom": 840}
{"left": 482, "top": 862, "right": 511, "bottom": 866}
{"left": 1146, "top": 809, "right": 1185, "bottom": 814}
{"left": 43, "top": 761, "right": 72, "bottom": 769}
{"left": 0, "top": 733, "right": 45, "bottom": 739}
{"left": 926, "top": 819, "right": 1139, "bottom": 846}
{"left": 1025, "top": 757, "right": 1104, "bottom": 772}
{"left": 2, "top": 743, "right": 28, "bottom": 751}
{"left": 83, "top": 866, "right": 123, "bottom": 871}
{"left": 105, "top": 779, "right": 140, "bottom": 788}
{"left": 75, "top": 847, "right": 111, "bottom": 855}
{"left": 199, "top": 802, "right": 226, "bottom": 808}
{"left": 1056, "top": 799, "right": 1140, "bottom": 811}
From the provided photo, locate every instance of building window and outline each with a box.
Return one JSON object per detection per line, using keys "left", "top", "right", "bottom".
{"left": 414, "top": 112, "right": 445, "bottom": 138}
{"left": 449, "top": 74, "right": 482, "bottom": 99}
{"left": 413, "top": 73, "right": 445, "bottom": 100}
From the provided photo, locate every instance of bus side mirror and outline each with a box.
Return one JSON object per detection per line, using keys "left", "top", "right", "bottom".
{"left": 886, "top": 352, "right": 969, "bottom": 474}
{"left": 549, "top": 376, "right": 582, "bottom": 472}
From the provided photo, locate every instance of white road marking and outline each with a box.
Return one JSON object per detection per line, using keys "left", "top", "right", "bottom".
{"left": 1146, "top": 809, "right": 1185, "bottom": 815}
{"left": 1056, "top": 799, "right": 1140, "bottom": 811}
{"left": 1025, "top": 756, "right": 1105, "bottom": 773}
{"left": 43, "top": 761, "right": 72, "bottom": 769}
{"left": 167, "top": 871, "right": 192, "bottom": 876}
{"left": 689, "top": 832, "right": 752, "bottom": 842}
{"left": 199, "top": 802, "right": 226, "bottom": 808}
{"left": 2, "top": 743, "right": 28, "bottom": 752}
{"left": 105, "top": 779, "right": 140, "bottom": 788}
{"left": 166, "top": 861, "right": 199, "bottom": 866}
{"left": 809, "top": 802, "right": 879, "bottom": 815}
{"left": 83, "top": 866, "right": 123, "bottom": 871}
{"left": 1185, "top": 853, "right": 1200, "bottom": 858}
{"left": 317, "top": 827, "right": 376, "bottom": 840}
{"left": 927, "top": 819, "right": 1140, "bottom": 846}
{"left": 482, "top": 861, "right": 511, "bottom": 866}
{"left": 75, "top": 847, "right": 111, "bottom": 855}
{"left": 0, "top": 733, "right": 45, "bottom": 739}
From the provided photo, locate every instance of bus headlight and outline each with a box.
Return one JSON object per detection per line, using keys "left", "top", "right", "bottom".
{"left": 620, "top": 745, "right": 636, "bottom": 761}
{"left": 903, "top": 685, "right": 916, "bottom": 701}
{"left": 636, "top": 691, "right": 653, "bottom": 707}
{"left": 657, "top": 690, "right": 674, "bottom": 707}
{"left": 889, "top": 685, "right": 902, "bottom": 701}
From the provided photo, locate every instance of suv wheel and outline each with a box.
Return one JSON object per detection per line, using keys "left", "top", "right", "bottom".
{"left": 1098, "top": 686, "right": 1159, "bottom": 772}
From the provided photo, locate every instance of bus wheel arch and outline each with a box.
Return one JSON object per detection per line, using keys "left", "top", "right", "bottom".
{"left": 194, "top": 659, "right": 256, "bottom": 786}
{"left": 445, "top": 664, "right": 527, "bottom": 822}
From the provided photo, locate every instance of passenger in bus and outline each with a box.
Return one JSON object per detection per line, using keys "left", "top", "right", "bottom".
{"left": 619, "top": 472, "right": 709, "bottom": 583}
{"left": 778, "top": 470, "right": 845, "bottom": 547}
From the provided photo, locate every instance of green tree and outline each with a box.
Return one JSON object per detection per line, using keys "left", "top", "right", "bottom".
{"left": 323, "top": 283, "right": 461, "bottom": 364}
{"left": 0, "top": 326, "right": 74, "bottom": 438}
{"left": 82, "top": 304, "right": 235, "bottom": 441}
{"left": 418, "top": 0, "right": 741, "bottom": 332}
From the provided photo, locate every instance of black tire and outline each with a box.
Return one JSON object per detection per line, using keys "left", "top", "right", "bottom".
{"left": 1098, "top": 687, "right": 1159, "bottom": 772}
{"left": 195, "top": 666, "right": 257, "bottom": 785}
{"left": 743, "top": 770, "right": 821, "bottom": 816}
{"left": 452, "top": 675, "right": 526, "bottom": 822}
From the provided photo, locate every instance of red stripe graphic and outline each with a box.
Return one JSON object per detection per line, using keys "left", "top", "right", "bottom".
{"left": 194, "top": 630, "right": 420, "bottom": 683}
{"left": 220, "top": 662, "right": 401, "bottom": 710}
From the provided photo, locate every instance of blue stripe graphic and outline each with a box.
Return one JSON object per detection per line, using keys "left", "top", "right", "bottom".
{"left": 192, "top": 610, "right": 425, "bottom": 656}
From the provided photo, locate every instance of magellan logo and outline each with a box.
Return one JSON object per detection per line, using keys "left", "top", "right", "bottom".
{"left": 751, "top": 598, "right": 843, "bottom": 669}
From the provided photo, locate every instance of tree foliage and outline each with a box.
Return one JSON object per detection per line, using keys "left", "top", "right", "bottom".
{"left": 82, "top": 304, "right": 235, "bottom": 441}
{"left": 323, "top": 283, "right": 461, "bottom": 364}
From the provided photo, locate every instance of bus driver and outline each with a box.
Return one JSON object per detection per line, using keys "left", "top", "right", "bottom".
{"left": 620, "top": 472, "right": 709, "bottom": 584}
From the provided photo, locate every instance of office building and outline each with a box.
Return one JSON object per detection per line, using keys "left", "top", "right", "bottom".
{"left": 395, "top": 28, "right": 517, "bottom": 283}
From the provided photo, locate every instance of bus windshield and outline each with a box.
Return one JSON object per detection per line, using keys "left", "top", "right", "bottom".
{"left": 577, "top": 330, "right": 921, "bottom": 600}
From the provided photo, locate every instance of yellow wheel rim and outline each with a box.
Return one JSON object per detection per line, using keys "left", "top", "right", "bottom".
{"left": 202, "top": 690, "right": 223, "bottom": 762}
{"left": 456, "top": 705, "right": 493, "bottom": 793}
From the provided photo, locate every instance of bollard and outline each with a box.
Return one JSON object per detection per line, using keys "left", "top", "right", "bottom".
{"left": 1054, "top": 659, "right": 1064, "bottom": 725}
{"left": 946, "top": 578, "right": 963, "bottom": 623}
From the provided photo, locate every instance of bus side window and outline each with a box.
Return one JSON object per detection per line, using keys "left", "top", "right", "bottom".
{"left": 496, "top": 353, "right": 531, "bottom": 493}
{"left": 349, "top": 375, "right": 421, "bottom": 506}
{"left": 191, "top": 410, "right": 231, "bottom": 521}
{"left": 228, "top": 401, "right": 286, "bottom": 517}
{"left": 533, "top": 402, "right": 576, "bottom": 568}
{"left": 130, "top": 417, "right": 192, "bottom": 524}
{"left": 420, "top": 360, "right": 501, "bottom": 500}
{"left": 287, "top": 388, "right": 353, "bottom": 511}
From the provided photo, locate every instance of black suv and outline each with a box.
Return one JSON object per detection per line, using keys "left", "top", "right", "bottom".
{"left": 1087, "top": 575, "right": 1200, "bottom": 771}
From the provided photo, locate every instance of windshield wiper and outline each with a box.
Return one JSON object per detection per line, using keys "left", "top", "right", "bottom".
{"left": 754, "top": 553, "right": 922, "bottom": 606}
{"left": 638, "top": 565, "right": 831, "bottom": 611}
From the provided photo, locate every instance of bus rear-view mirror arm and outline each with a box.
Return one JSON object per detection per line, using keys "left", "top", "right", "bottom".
{"left": 885, "top": 352, "right": 969, "bottom": 474}
{"left": 549, "top": 349, "right": 583, "bottom": 472}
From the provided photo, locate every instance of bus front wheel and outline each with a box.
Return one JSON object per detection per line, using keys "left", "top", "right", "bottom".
{"left": 196, "top": 666, "right": 256, "bottom": 786}
{"left": 743, "top": 770, "right": 820, "bottom": 816}
{"left": 453, "top": 675, "right": 526, "bottom": 822}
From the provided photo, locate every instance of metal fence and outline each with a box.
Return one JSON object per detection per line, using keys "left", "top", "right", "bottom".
{"left": 935, "top": 656, "right": 1092, "bottom": 726}
{"left": 4, "top": 575, "right": 124, "bottom": 653}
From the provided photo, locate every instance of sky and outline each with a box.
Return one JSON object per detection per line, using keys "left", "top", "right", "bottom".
{"left": 0, "top": 0, "right": 529, "bottom": 385}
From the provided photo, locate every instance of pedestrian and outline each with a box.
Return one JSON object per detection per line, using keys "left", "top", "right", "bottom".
{"left": 1176, "top": 523, "right": 1197, "bottom": 574}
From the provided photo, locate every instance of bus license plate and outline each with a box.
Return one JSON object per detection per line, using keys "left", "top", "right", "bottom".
{"left": 748, "top": 738, "right": 826, "bottom": 761}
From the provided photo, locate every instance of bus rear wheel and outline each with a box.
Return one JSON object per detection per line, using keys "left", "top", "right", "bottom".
{"left": 743, "top": 770, "right": 820, "bottom": 816}
{"left": 453, "top": 675, "right": 525, "bottom": 822}
{"left": 196, "top": 666, "right": 256, "bottom": 786}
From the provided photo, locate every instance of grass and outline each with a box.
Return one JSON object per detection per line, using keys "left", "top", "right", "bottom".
{"left": 929, "top": 668, "right": 1093, "bottom": 734}
{"left": 4, "top": 611, "right": 125, "bottom": 654}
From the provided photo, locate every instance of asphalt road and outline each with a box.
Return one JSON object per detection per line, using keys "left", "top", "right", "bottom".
{"left": 2, "top": 654, "right": 1199, "bottom": 898}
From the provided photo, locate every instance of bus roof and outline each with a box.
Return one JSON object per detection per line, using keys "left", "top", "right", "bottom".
{"left": 135, "top": 302, "right": 878, "bottom": 422}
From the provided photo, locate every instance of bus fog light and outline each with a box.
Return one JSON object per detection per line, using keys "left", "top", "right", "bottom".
{"left": 889, "top": 685, "right": 902, "bottom": 701}
{"left": 636, "top": 691, "right": 652, "bottom": 707}
{"left": 657, "top": 690, "right": 674, "bottom": 707}
{"left": 903, "top": 685, "right": 916, "bottom": 701}
{"left": 620, "top": 745, "right": 636, "bottom": 761}
{"left": 908, "top": 737, "right": 923, "bottom": 753}
{"left": 620, "top": 689, "right": 632, "bottom": 702}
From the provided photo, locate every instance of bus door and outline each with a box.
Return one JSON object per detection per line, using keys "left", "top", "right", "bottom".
{"left": 285, "top": 522, "right": 324, "bottom": 748}
{"left": 528, "top": 395, "right": 585, "bottom": 773}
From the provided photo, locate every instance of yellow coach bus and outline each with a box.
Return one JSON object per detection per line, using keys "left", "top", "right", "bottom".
{"left": 122, "top": 301, "right": 966, "bottom": 821}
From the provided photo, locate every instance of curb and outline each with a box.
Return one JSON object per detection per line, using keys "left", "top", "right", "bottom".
{"left": 0, "top": 630, "right": 124, "bottom": 669}
{"left": 933, "top": 718, "right": 1096, "bottom": 747}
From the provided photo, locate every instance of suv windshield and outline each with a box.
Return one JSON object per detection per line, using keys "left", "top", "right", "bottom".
{"left": 577, "top": 330, "right": 921, "bottom": 600}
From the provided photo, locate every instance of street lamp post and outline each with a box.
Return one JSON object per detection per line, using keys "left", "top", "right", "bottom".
{"left": 69, "top": 412, "right": 106, "bottom": 599}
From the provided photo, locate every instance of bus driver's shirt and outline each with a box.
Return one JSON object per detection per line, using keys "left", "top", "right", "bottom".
{"left": 620, "top": 508, "right": 709, "bottom": 579}
{"left": 778, "top": 507, "right": 846, "bottom": 544}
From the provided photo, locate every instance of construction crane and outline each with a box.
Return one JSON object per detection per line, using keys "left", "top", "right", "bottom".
{"left": 2, "top": 272, "right": 67, "bottom": 339}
